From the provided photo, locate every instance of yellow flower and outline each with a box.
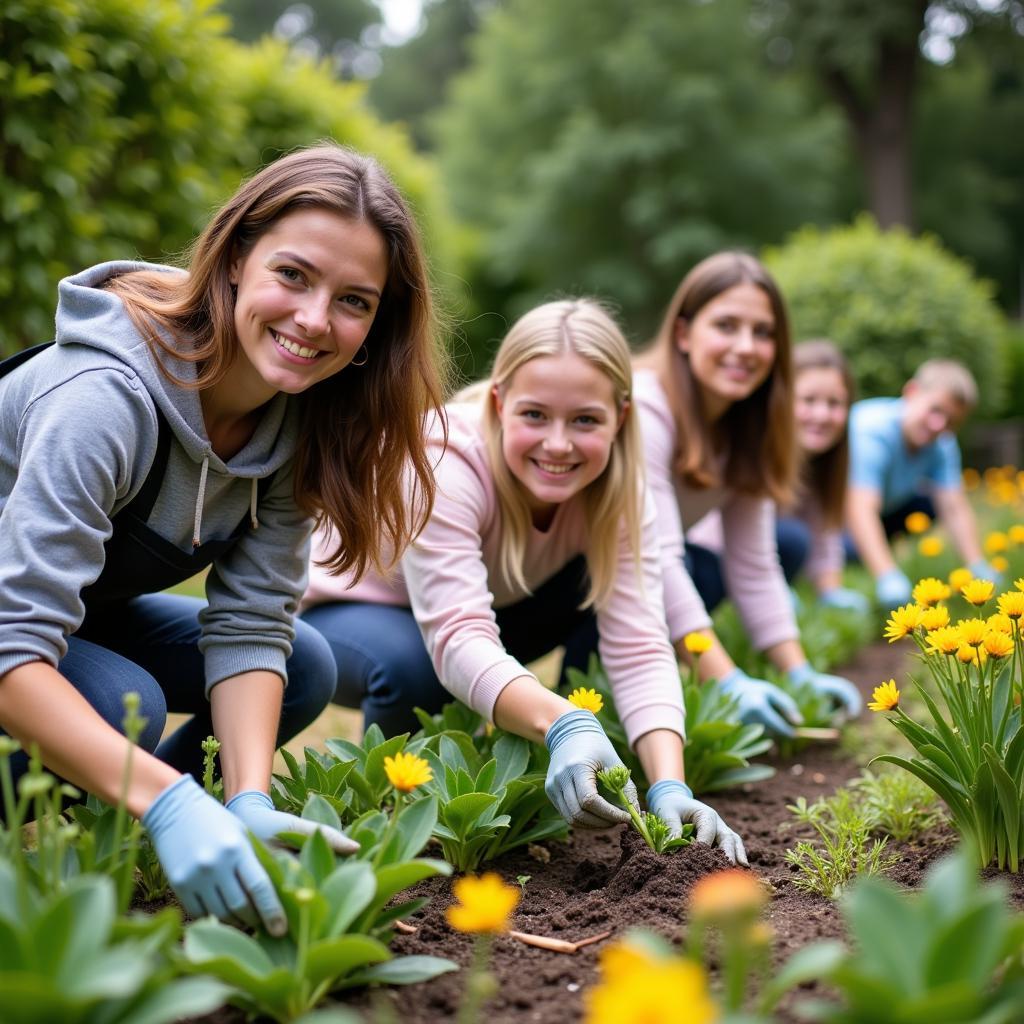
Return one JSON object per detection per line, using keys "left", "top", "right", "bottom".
{"left": 883, "top": 603, "right": 922, "bottom": 643}
{"left": 957, "top": 644, "right": 985, "bottom": 666}
{"left": 868, "top": 679, "right": 900, "bottom": 712}
{"left": 912, "top": 577, "right": 951, "bottom": 607}
{"left": 683, "top": 632, "right": 713, "bottom": 656}
{"left": 961, "top": 579, "right": 995, "bottom": 606}
{"left": 689, "top": 869, "right": 768, "bottom": 919}
{"left": 997, "top": 591, "right": 1024, "bottom": 620}
{"left": 919, "top": 605, "right": 950, "bottom": 631}
{"left": 383, "top": 751, "right": 433, "bottom": 793}
{"left": 992, "top": 555, "right": 1010, "bottom": 574}
{"left": 1009, "top": 525, "right": 1024, "bottom": 545}
{"left": 585, "top": 942, "right": 719, "bottom": 1024}
{"left": 446, "top": 873, "right": 520, "bottom": 934}
{"left": 984, "top": 631, "right": 1014, "bottom": 659}
{"left": 949, "top": 567, "right": 974, "bottom": 591}
{"left": 905, "top": 511, "right": 932, "bottom": 534}
{"left": 984, "top": 531, "right": 1010, "bottom": 555}
{"left": 925, "top": 626, "right": 963, "bottom": 656}
{"left": 1016, "top": 578, "right": 1024, "bottom": 593}
{"left": 986, "top": 612, "right": 1013, "bottom": 635}
{"left": 919, "top": 536, "right": 944, "bottom": 558}
{"left": 568, "top": 687, "right": 604, "bottom": 714}
{"left": 962, "top": 468, "right": 981, "bottom": 491}
{"left": 958, "top": 617, "right": 987, "bottom": 647}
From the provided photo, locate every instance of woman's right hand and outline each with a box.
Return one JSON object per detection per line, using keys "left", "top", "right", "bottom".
{"left": 142, "top": 775, "right": 287, "bottom": 935}
{"left": 718, "top": 667, "right": 803, "bottom": 739}
{"left": 543, "top": 708, "right": 639, "bottom": 828}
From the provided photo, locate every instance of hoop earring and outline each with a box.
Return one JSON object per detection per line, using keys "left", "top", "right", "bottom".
{"left": 350, "top": 344, "right": 369, "bottom": 367}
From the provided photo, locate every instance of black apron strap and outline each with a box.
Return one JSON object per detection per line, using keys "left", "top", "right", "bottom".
{"left": 0, "top": 342, "right": 54, "bottom": 380}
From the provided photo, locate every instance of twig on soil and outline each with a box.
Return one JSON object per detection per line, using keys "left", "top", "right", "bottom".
{"left": 507, "top": 928, "right": 612, "bottom": 954}
{"left": 393, "top": 919, "right": 418, "bottom": 934}
{"left": 792, "top": 726, "right": 841, "bottom": 741}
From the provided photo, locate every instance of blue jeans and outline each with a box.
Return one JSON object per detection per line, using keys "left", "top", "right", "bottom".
{"left": 302, "top": 557, "right": 593, "bottom": 737}
{"left": 2, "top": 594, "right": 336, "bottom": 794}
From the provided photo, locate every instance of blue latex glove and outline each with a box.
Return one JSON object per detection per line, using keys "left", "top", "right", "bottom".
{"left": 544, "top": 709, "right": 637, "bottom": 828}
{"left": 787, "top": 662, "right": 862, "bottom": 719}
{"left": 875, "top": 568, "right": 912, "bottom": 611}
{"left": 226, "top": 790, "right": 359, "bottom": 855}
{"left": 820, "top": 587, "right": 870, "bottom": 615}
{"left": 719, "top": 667, "right": 803, "bottom": 739}
{"left": 647, "top": 779, "right": 748, "bottom": 865}
{"left": 969, "top": 559, "right": 1005, "bottom": 588}
{"left": 142, "top": 776, "right": 286, "bottom": 934}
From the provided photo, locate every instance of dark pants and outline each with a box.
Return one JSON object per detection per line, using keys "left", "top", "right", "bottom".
{"left": 2, "top": 594, "right": 337, "bottom": 795}
{"left": 302, "top": 557, "right": 593, "bottom": 737}
{"left": 843, "top": 493, "right": 936, "bottom": 563}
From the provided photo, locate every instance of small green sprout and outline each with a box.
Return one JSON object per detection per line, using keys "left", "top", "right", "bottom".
{"left": 597, "top": 766, "right": 693, "bottom": 854}
{"left": 516, "top": 874, "right": 531, "bottom": 894}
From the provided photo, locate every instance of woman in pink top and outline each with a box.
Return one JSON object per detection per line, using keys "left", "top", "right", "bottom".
{"left": 632, "top": 252, "right": 861, "bottom": 738}
{"left": 303, "top": 299, "right": 745, "bottom": 860}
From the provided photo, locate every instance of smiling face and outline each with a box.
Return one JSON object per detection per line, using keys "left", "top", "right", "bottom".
{"left": 493, "top": 351, "right": 623, "bottom": 527}
{"left": 226, "top": 207, "right": 389, "bottom": 410}
{"left": 901, "top": 382, "right": 968, "bottom": 450}
{"left": 675, "top": 282, "right": 777, "bottom": 421}
{"left": 794, "top": 365, "right": 850, "bottom": 455}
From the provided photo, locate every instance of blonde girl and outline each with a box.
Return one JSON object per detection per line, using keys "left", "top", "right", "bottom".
{"left": 304, "top": 299, "right": 745, "bottom": 861}
{"left": 634, "top": 252, "right": 861, "bottom": 738}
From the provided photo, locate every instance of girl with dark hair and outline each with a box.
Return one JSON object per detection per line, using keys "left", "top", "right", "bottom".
{"left": 633, "top": 252, "right": 861, "bottom": 739}
{"left": 0, "top": 143, "right": 447, "bottom": 932}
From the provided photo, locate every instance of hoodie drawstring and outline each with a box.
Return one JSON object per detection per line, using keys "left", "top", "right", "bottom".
{"left": 192, "top": 456, "right": 210, "bottom": 548}
{"left": 250, "top": 478, "right": 260, "bottom": 531}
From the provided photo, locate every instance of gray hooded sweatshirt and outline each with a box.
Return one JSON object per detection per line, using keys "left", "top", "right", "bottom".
{"left": 0, "top": 261, "right": 311, "bottom": 693}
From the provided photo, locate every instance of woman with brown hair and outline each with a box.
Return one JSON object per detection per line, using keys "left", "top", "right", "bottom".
{"left": 0, "top": 143, "right": 447, "bottom": 932}
{"left": 633, "top": 252, "right": 861, "bottom": 739}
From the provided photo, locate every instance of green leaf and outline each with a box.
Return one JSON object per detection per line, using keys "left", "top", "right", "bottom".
{"left": 114, "top": 976, "right": 232, "bottom": 1024}
{"left": 322, "top": 861, "right": 377, "bottom": 936}
{"left": 924, "top": 901, "right": 1010, "bottom": 990}
{"left": 759, "top": 940, "right": 846, "bottom": 1011}
{"left": 842, "top": 876, "right": 925, "bottom": 992}
{"left": 303, "top": 793, "right": 343, "bottom": 832}
{"left": 492, "top": 733, "right": 530, "bottom": 788}
{"left": 300, "top": 826, "right": 337, "bottom": 885}
{"left": 370, "top": 858, "right": 451, "bottom": 910}
{"left": 304, "top": 935, "right": 391, "bottom": 988}
{"left": 346, "top": 954, "right": 459, "bottom": 987}
{"left": 395, "top": 794, "right": 438, "bottom": 861}
{"left": 441, "top": 792, "right": 499, "bottom": 838}
{"left": 183, "top": 919, "right": 277, "bottom": 979}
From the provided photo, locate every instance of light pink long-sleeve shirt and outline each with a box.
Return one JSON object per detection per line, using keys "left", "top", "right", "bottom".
{"left": 633, "top": 368, "right": 798, "bottom": 651}
{"left": 304, "top": 402, "right": 685, "bottom": 746}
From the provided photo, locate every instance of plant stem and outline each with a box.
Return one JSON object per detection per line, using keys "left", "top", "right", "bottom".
{"left": 457, "top": 934, "right": 495, "bottom": 1024}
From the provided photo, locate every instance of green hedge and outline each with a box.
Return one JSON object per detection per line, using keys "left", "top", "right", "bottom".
{"left": 0, "top": 0, "right": 459, "bottom": 354}
{"left": 765, "top": 216, "right": 1010, "bottom": 413}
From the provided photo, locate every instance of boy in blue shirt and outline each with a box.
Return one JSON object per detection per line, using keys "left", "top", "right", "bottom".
{"left": 846, "top": 359, "right": 996, "bottom": 609}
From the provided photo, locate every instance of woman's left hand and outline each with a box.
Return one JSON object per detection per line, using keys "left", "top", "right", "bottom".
{"left": 787, "top": 662, "right": 862, "bottom": 719}
{"left": 227, "top": 790, "right": 360, "bottom": 854}
{"left": 646, "top": 779, "right": 747, "bottom": 865}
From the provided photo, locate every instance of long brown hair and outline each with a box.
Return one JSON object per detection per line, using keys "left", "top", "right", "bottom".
{"left": 793, "top": 339, "right": 854, "bottom": 529}
{"left": 105, "top": 143, "right": 448, "bottom": 580}
{"left": 637, "top": 251, "right": 796, "bottom": 504}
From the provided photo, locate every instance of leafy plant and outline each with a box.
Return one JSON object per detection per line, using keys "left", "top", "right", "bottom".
{"left": 783, "top": 792, "right": 899, "bottom": 899}
{"left": 564, "top": 655, "right": 774, "bottom": 793}
{"left": 764, "top": 847, "right": 1024, "bottom": 1022}
{"left": 0, "top": 858, "right": 228, "bottom": 1024}
{"left": 873, "top": 598, "right": 1024, "bottom": 870}
{"left": 598, "top": 766, "right": 694, "bottom": 854}
{"left": 847, "top": 767, "right": 945, "bottom": 843}
{"left": 183, "top": 817, "right": 456, "bottom": 1022}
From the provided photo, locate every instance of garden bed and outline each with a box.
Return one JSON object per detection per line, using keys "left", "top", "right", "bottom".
{"left": 191, "top": 638, "right": 1024, "bottom": 1023}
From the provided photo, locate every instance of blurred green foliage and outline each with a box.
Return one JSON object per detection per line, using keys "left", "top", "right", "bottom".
{"left": 766, "top": 216, "right": 1010, "bottom": 411}
{"left": 0, "top": 0, "right": 460, "bottom": 356}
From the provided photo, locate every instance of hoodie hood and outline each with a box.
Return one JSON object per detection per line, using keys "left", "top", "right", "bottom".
{"left": 54, "top": 261, "right": 299, "bottom": 481}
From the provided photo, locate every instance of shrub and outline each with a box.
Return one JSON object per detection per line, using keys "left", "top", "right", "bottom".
{"left": 765, "top": 216, "right": 1011, "bottom": 412}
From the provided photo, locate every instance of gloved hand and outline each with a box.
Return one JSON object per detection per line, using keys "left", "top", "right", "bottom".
{"left": 820, "top": 586, "right": 870, "bottom": 615}
{"left": 226, "top": 790, "right": 359, "bottom": 855}
{"left": 647, "top": 779, "right": 748, "bottom": 865}
{"left": 787, "top": 662, "right": 862, "bottom": 719}
{"left": 718, "top": 667, "right": 803, "bottom": 739}
{"left": 875, "top": 568, "right": 912, "bottom": 611}
{"left": 544, "top": 708, "right": 637, "bottom": 828}
{"left": 142, "top": 775, "right": 287, "bottom": 934}
{"left": 969, "top": 559, "right": 1005, "bottom": 588}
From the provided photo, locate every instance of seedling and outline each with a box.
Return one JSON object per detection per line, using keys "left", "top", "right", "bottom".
{"left": 597, "top": 766, "right": 693, "bottom": 854}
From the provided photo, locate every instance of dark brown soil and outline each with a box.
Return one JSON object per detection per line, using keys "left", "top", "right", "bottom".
{"left": 195, "top": 641, "right": 1024, "bottom": 1023}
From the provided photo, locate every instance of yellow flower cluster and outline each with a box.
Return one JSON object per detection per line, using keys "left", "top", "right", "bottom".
{"left": 383, "top": 751, "right": 433, "bottom": 793}
{"left": 568, "top": 687, "right": 604, "bottom": 714}
{"left": 979, "top": 465, "right": 1024, "bottom": 506}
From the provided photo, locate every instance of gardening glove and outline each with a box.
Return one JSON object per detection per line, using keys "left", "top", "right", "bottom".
{"left": 226, "top": 790, "right": 359, "bottom": 855}
{"left": 875, "top": 568, "right": 912, "bottom": 611}
{"left": 786, "top": 662, "right": 862, "bottom": 720}
{"left": 718, "top": 667, "right": 802, "bottom": 740}
{"left": 544, "top": 708, "right": 638, "bottom": 829}
{"left": 142, "top": 775, "right": 287, "bottom": 935}
{"left": 969, "top": 558, "right": 1005, "bottom": 588}
{"left": 646, "top": 779, "right": 748, "bottom": 866}
{"left": 819, "top": 586, "right": 870, "bottom": 615}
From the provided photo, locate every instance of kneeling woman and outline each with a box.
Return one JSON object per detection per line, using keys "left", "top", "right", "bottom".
{"left": 303, "top": 300, "right": 745, "bottom": 861}
{"left": 0, "top": 145, "right": 446, "bottom": 932}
